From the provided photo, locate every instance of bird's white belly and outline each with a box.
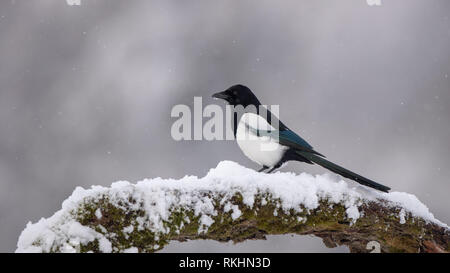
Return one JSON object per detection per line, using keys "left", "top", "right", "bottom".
{"left": 236, "top": 113, "right": 287, "bottom": 167}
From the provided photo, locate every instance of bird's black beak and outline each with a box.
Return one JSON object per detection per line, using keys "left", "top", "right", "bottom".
{"left": 212, "top": 91, "right": 229, "bottom": 100}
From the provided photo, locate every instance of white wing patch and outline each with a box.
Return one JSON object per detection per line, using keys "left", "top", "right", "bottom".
{"left": 236, "top": 113, "right": 288, "bottom": 167}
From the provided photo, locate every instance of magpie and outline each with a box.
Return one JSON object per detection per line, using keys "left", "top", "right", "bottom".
{"left": 212, "top": 84, "right": 391, "bottom": 193}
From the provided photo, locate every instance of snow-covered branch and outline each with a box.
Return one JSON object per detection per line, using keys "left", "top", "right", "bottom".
{"left": 16, "top": 161, "right": 449, "bottom": 253}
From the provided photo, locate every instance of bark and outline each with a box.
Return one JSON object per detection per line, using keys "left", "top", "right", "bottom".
{"left": 74, "top": 193, "right": 449, "bottom": 253}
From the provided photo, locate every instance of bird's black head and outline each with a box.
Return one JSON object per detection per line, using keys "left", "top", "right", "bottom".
{"left": 212, "top": 84, "right": 261, "bottom": 107}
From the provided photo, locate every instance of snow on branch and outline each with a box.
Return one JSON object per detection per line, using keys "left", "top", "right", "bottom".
{"left": 16, "top": 161, "right": 449, "bottom": 253}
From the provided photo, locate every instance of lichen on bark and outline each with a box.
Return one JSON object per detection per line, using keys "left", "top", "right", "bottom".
{"left": 16, "top": 161, "right": 450, "bottom": 253}
{"left": 73, "top": 192, "right": 449, "bottom": 253}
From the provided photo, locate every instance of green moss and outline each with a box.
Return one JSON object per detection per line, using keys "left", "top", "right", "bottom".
{"left": 59, "top": 193, "right": 449, "bottom": 253}
{"left": 80, "top": 239, "right": 99, "bottom": 253}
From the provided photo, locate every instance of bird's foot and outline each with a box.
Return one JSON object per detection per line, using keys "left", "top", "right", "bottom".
{"left": 258, "top": 166, "right": 269, "bottom": 172}
{"left": 266, "top": 165, "right": 281, "bottom": 174}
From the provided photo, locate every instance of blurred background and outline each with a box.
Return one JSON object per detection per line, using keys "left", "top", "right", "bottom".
{"left": 0, "top": 0, "right": 449, "bottom": 252}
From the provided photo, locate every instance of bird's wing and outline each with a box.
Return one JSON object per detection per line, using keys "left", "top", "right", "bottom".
{"left": 244, "top": 123, "right": 325, "bottom": 157}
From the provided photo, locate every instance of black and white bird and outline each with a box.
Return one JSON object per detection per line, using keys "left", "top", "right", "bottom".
{"left": 212, "top": 84, "right": 391, "bottom": 193}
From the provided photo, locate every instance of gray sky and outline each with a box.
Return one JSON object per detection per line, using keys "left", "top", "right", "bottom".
{"left": 0, "top": 0, "right": 449, "bottom": 252}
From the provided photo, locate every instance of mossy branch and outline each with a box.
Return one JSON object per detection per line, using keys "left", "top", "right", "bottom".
{"left": 73, "top": 192, "right": 449, "bottom": 253}
{"left": 17, "top": 162, "right": 449, "bottom": 253}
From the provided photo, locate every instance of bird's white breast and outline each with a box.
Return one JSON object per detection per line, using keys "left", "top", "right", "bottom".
{"left": 236, "top": 113, "right": 288, "bottom": 167}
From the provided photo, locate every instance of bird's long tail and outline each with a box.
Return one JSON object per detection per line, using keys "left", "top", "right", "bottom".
{"left": 295, "top": 151, "right": 391, "bottom": 193}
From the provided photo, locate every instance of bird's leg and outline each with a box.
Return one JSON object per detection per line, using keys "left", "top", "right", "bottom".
{"left": 258, "top": 166, "right": 269, "bottom": 172}
{"left": 266, "top": 163, "right": 282, "bottom": 174}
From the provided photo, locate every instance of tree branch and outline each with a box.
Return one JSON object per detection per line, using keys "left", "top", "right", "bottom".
{"left": 16, "top": 161, "right": 449, "bottom": 253}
